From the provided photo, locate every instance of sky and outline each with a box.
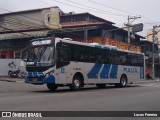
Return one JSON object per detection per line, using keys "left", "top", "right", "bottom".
{"left": 0, "top": 0, "right": 159, "bottom": 37}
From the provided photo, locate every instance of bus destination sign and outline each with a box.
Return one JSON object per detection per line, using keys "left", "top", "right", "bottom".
{"left": 32, "top": 40, "right": 51, "bottom": 46}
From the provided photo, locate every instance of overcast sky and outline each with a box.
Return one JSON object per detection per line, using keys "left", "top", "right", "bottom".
{"left": 0, "top": 0, "right": 159, "bottom": 37}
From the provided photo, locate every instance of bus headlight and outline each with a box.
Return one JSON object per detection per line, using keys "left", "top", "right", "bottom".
{"left": 45, "top": 70, "right": 54, "bottom": 78}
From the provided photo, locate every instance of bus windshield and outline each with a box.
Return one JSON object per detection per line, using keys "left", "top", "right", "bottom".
{"left": 27, "top": 45, "right": 55, "bottom": 67}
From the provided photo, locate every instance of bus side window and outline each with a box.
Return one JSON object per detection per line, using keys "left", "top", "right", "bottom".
{"left": 63, "top": 48, "right": 70, "bottom": 62}
{"left": 57, "top": 48, "right": 70, "bottom": 62}
{"left": 57, "top": 48, "right": 61, "bottom": 61}
{"left": 56, "top": 47, "right": 70, "bottom": 69}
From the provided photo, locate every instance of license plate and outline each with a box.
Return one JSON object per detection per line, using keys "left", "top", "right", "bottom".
{"left": 32, "top": 78, "right": 38, "bottom": 82}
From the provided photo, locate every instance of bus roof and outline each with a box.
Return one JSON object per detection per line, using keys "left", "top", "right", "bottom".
{"left": 59, "top": 38, "right": 144, "bottom": 55}
{"left": 30, "top": 37, "right": 144, "bottom": 55}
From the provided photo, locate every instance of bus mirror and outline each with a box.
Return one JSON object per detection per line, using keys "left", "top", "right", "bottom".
{"left": 145, "top": 56, "right": 149, "bottom": 60}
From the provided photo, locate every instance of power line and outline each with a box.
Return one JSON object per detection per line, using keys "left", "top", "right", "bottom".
{"left": 51, "top": 0, "right": 127, "bottom": 16}
{"left": 40, "top": 0, "right": 159, "bottom": 29}
{"left": 0, "top": 7, "right": 44, "bottom": 26}
{"left": 144, "top": 29, "right": 160, "bottom": 39}
{"left": 88, "top": 0, "right": 158, "bottom": 24}
{"left": 0, "top": 1, "right": 146, "bottom": 38}
{"left": 0, "top": 17, "right": 42, "bottom": 30}
{"left": 63, "top": 0, "right": 127, "bottom": 17}
{"left": 0, "top": 6, "right": 61, "bottom": 32}
{"left": 142, "top": 16, "right": 159, "bottom": 24}
{"left": 88, "top": 0, "right": 138, "bottom": 16}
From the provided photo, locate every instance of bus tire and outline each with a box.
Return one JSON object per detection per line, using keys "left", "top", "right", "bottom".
{"left": 70, "top": 76, "right": 82, "bottom": 91}
{"left": 47, "top": 84, "right": 58, "bottom": 91}
{"left": 96, "top": 84, "right": 106, "bottom": 88}
{"left": 115, "top": 75, "right": 127, "bottom": 88}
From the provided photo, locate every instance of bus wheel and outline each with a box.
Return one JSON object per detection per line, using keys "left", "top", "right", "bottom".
{"left": 47, "top": 84, "right": 58, "bottom": 91}
{"left": 115, "top": 75, "right": 127, "bottom": 88}
{"left": 96, "top": 84, "right": 106, "bottom": 88}
{"left": 70, "top": 76, "right": 82, "bottom": 91}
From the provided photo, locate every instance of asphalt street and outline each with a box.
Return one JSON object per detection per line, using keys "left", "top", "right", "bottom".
{"left": 0, "top": 79, "right": 160, "bottom": 120}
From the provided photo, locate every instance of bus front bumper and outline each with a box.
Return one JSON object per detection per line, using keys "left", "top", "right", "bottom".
{"left": 25, "top": 72, "right": 56, "bottom": 85}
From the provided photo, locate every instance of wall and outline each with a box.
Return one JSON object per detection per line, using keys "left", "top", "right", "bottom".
{"left": 0, "top": 7, "right": 61, "bottom": 32}
{"left": 147, "top": 29, "right": 160, "bottom": 44}
{"left": 0, "top": 59, "right": 26, "bottom": 76}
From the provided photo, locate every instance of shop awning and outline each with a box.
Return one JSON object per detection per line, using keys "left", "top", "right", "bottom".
{"left": 0, "top": 26, "right": 100, "bottom": 40}
{"left": 0, "top": 30, "right": 50, "bottom": 40}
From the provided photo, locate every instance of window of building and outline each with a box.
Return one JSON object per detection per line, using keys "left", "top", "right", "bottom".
{"left": 0, "top": 51, "right": 14, "bottom": 59}
{"left": 15, "top": 51, "right": 22, "bottom": 59}
{"left": 103, "top": 31, "right": 112, "bottom": 39}
{"left": 75, "top": 16, "right": 85, "bottom": 21}
{"left": 114, "top": 33, "right": 124, "bottom": 41}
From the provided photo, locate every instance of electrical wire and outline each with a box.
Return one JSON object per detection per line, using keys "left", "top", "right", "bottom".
{"left": 64, "top": 0, "right": 127, "bottom": 17}
{"left": 88, "top": 0, "right": 138, "bottom": 16}
{"left": 0, "top": 6, "right": 60, "bottom": 33}
{"left": 0, "top": 7, "right": 44, "bottom": 26}
{"left": 0, "top": 0, "right": 155, "bottom": 38}
{"left": 88, "top": 0, "right": 159, "bottom": 24}
{"left": 144, "top": 29, "right": 160, "bottom": 39}
{"left": 0, "top": 17, "right": 42, "bottom": 29}
{"left": 51, "top": 0, "right": 127, "bottom": 16}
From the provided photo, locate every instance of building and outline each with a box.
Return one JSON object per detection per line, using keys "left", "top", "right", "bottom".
{"left": 0, "top": 7, "right": 144, "bottom": 75}
{"left": 141, "top": 40, "right": 160, "bottom": 78}
{"left": 60, "top": 12, "right": 143, "bottom": 52}
{"left": 147, "top": 28, "right": 160, "bottom": 43}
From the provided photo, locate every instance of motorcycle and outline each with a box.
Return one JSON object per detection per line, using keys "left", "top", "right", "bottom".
{"left": 17, "top": 71, "right": 26, "bottom": 78}
{"left": 8, "top": 68, "right": 20, "bottom": 78}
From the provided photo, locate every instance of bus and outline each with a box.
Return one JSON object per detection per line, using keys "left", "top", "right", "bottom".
{"left": 22, "top": 37, "right": 145, "bottom": 91}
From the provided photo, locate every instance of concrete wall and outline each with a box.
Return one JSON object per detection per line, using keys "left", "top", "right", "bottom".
{"left": 0, "top": 59, "right": 26, "bottom": 76}
{"left": 0, "top": 7, "right": 61, "bottom": 32}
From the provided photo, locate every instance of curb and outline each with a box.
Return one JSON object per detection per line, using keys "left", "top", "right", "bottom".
{"left": 0, "top": 79, "right": 16, "bottom": 82}
{"left": 0, "top": 77, "right": 24, "bottom": 82}
{"left": 137, "top": 79, "right": 160, "bottom": 83}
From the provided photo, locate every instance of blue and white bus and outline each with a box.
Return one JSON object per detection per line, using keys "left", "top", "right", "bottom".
{"left": 23, "top": 37, "right": 145, "bottom": 91}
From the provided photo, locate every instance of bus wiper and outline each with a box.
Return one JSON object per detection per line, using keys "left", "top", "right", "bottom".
{"left": 37, "top": 46, "right": 47, "bottom": 61}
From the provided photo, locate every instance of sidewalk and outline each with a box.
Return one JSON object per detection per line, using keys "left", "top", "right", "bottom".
{"left": 0, "top": 76, "right": 24, "bottom": 82}
{"left": 138, "top": 79, "right": 160, "bottom": 83}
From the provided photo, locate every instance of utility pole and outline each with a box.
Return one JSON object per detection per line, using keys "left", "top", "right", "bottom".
{"left": 152, "top": 26, "right": 156, "bottom": 80}
{"left": 127, "top": 16, "right": 141, "bottom": 50}
{"left": 152, "top": 25, "right": 160, "bottom": 79}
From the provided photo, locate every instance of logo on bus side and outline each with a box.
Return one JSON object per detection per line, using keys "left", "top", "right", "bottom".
{"left": 61, "top": 67, "right": 65, "bottom": 73}
{"left": 123, "top": 67, "right": 138, "bottom": 73}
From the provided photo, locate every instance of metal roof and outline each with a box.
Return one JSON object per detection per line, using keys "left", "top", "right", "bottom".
{"left": 0, "top": 30, "right": 50, "bottom": 40}
{"left": 61, "top": 12, "right": 115, "bottom": 25}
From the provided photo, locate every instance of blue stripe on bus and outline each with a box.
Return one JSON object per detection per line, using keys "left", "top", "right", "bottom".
{"left": 110, "top": 65, "right": 118, "bottom": 79}
{"left": 27, "top": 72, "right": 44, "bottom": 77}
{"left": 87, "top": 64, "right": 102, "bottom": 79}
{"left": 95, "top": 45, "right": 102, "bottom": 48}
{"left": 140, "top": 67, "right": 144, "bottom": 79}
{"left": 100, "top": 64, "right": 111, "bottom": 79}
{"left": 111, "top": 47, "right": 118, "bottom": 51}
{"left": 103, "top": 46, "right": 110, "bottom": 50}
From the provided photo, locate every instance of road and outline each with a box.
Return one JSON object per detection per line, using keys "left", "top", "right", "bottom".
{"left": 0, "top": 79, "right": 160, "bottom": 120}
